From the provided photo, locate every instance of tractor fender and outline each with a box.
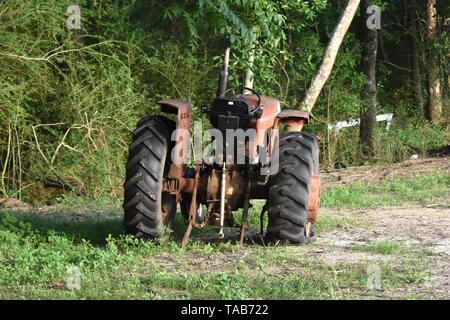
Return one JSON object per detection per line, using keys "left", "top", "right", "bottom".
{"left": 276, "top": 109, "right": 309, "bottom": 128}
{"left": 158, "top": 98, "right": 192, "bottom": 142}
{"left": 158, "top": 99, "right": 191, "bottom": 185}
{"left": 267, "top": 109, "right": 310, "bottom": 158}
{"left": 158, "top": 99, "right": 192, "bottom": 127}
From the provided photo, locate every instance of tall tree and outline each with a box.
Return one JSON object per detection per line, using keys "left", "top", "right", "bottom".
{"left": 299, "top": 0, "right": 361, "bottom": 113}
{"left": 425, "top": 0, "right": 443, "bottom": 122}
{"left": 438, "top": 2, "right": 450, "bottom": 120}
{"left": 359, "top": 0, "right": 378, "bottom": 157}
{"left": 406, "top": 0, "right": 424, "bottom": 117}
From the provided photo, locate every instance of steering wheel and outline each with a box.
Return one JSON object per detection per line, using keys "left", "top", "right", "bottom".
{"left": 220, "top": 87, "right": 262, "bottom": 119}
{"left": 242, "top": 87, "right": 262, "bottom": 119}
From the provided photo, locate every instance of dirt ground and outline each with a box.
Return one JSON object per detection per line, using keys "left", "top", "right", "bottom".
{"left": 314, "top": 157, "right": 449, "bottom": 298}
{"left": 189, "top": 157, "right": 450, "bottom": 299}
{"left": 311, "top": 206, "right": 449, "bottom": 298}
{"left": 189, "top": 205, "right": 449, "bottom": 299}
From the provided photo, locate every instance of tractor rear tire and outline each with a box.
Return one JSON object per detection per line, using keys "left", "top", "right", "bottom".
{"left": 123, "top": 116, "right": 176, "bottom": 240}
{"left": 266, "top": 132, "right": 319, "bottom": 245}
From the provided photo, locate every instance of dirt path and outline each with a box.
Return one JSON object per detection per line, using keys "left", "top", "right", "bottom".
{"left": 318, "top": 206, "right": 450, "bottom": 255}
{"left": 310, "top": 206, "right": 450, "bottom": 298}
{"left": 189, "top": 204, "right": 449, "bottom": 299}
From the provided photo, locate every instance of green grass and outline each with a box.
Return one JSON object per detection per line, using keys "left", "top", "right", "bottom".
{"left": 352, "top": 241, "right": 402, "bottom": 255}
{"left": 1, "top": 170, "right": 446, "bottom": 299}
{"left": 0, "top": 210, "right": 431, "bottom": 299}
{"left": 321, "top": 171, "right": 450, "bottom": 208}
{"left": 314, "top": 213, "right": 357, "bottom": 232}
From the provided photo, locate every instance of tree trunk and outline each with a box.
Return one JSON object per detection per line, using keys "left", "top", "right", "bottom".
{"left": 406, "top": 0, "right": 424, "bottom": 117}
{"left": 426, "top": 0, "right": 443, "bottom": 122}
{"left": 439, "top": 11, "right": 450, "bottom": 122}
{"left": 299, "top": 0, "right": 361, "bottom": 113}
{"left": 359, "top": 0, "right": 378, "bottom": 158}
{"left": 243, "top": 48, "right": 255, "bottom": 93}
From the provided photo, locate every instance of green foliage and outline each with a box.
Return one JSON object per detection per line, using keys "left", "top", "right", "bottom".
{"left": 0, "top": 0, "right": 345, "bottom": 201}
{"left": 321, "top": 119, "right": 449, "bottom": 169}
{"left": 353, "top": 241, "right": 401, "bottom": 255}
{"left": 321, "top": 171, "right": 450, "bottom": 209}
{"left": 0, "top": 0, "right": 216, "bottom": 201}
{"left": 390, "top": 121, "right": 450, "bottom": 154}
{"left": 314, "top": 213, "right": 357, "bottom": 232}
{"left": 0, "top": 0, "right": 448, "bottom": 202}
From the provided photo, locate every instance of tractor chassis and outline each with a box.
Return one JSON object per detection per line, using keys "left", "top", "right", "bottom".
{"left": 158, "top": 99, "right": 320, "bottom": 247}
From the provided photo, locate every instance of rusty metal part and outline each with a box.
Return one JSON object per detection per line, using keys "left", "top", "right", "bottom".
{"left": 277, "top": 109, "right": 309, "bottom": 123}
{"left": 249, "top": 180, "right": 268, "bottom": 199}
{"left": 159, "top": 99, "right": 191, "bottom": 117}
{"left": 272, "top": 109, "right": 309, "bottom": 132}
{"left": 161, "top": 193, "right": 174, "bottom": 225}
{"left": 305, "top": 222, "right": 311, "bottom": 239}
{"left": 190, "top": 166, "right": 210, "bottom": 229}
{"left": 239, "top": 222, "right": 248, "bottom": 246}
{"left": 159, "top": 99, "right": 192, "bottom": 200}
{"left": 206, "top": 166, "right": 249, "bottom": 212}
{"left": 239, "top": 179, "right": 252, "bottom": 246}
{"left": 243, "top": 95, "right": 280, "bottom": 147}
{"left": 181, "top": 222, "right": 192, "bottom": 247}
{"left": 162, "top": 164, "right": 195, "bottom": 202}
{"left": 181, "top": 164, "right": 201, "bottom": 247}
{"left": 189, "top": 165, "right": 201, "bottom": 222}
{"left": 218, "top": 162, "right": 226, "bottom": 239}
{"left": 284, "top": 121, "right": 305, "bottom": 132}
{"left": 267, "top": 109, "right": 309, "bottom": 161}
{"left": 307, "top": 175, "right": 321, "bottom": 223}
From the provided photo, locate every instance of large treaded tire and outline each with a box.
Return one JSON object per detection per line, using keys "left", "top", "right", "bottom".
{"left": 123, "top": 116, "right": 176, "bottom": 240}
{"left": 266, "top": 131, "right": 319, "bottom": 245}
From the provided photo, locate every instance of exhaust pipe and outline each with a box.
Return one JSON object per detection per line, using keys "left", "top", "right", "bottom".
{"left": 216, "top": 47, "right": 230, "bottom": 97}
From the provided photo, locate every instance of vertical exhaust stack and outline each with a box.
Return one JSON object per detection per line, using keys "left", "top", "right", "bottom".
{"left": 216, "top": 47, "right": 230, "bottom": 97}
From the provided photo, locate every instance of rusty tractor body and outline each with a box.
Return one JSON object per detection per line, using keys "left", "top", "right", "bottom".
{"left": 123, "top": 49, "right": 321, "bottom": 246}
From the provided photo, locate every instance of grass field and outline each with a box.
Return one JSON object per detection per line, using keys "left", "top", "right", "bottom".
{"left": 0, "top": 169, "right": 448, "bottom": 299}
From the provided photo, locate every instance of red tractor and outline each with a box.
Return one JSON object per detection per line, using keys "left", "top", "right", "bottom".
{"left": 123, "top": 49, "right": 321, "bottom": 246}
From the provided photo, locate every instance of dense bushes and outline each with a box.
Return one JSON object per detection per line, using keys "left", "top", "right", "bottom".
{"left": 0, "top": 0, "right": 214, "bottom": 202}
{"left": 0, "top": 0, "right": 448, "bottom": 203}
{"left": 322, "top": 121, "right": 449, "bottom": 168}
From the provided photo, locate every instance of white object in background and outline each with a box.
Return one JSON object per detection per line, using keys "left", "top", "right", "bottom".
{"left": 328, "top": 113, "right": 393, "bottom": 134}
{"left": 376, "top": 113, "right": 393, "bottom": 130}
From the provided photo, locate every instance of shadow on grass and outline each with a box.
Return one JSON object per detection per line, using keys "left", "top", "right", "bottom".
{"left": 8, "top": 211, "right": 124, "bottom": 246}
{"left": 4, "top": 209, "right": 266, "bottom": 248}
{"left": 170, "top": 212, "right": 266, "bottom": 246}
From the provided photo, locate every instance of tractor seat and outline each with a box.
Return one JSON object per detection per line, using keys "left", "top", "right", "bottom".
{"left": 208, "top": 95, "right": 254, "bottom": 132}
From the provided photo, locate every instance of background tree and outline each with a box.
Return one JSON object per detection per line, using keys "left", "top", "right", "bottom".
{"left": 299, "top": 0, "right": 361, "bottom": 113}
{"left": 425, "top": 0, "right": 443, "bottom": 122}
{"left": 359, "top": 0, "right": 379, "bottom": 158}
{"left": 405, "top": 0, "right": 424, "bottom": 117}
